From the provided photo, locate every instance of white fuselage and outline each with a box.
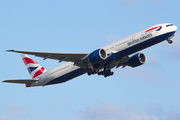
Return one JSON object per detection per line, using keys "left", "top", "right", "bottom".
{"left": 31, "top": 23, "right": 177, "bottom": 87}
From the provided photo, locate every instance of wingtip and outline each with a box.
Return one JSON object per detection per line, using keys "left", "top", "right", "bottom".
{"left": 2, "top": 80, "right": 10, "bottom": 83}
{"left": 6, "top": 49, "right": 15, "bottom": 52}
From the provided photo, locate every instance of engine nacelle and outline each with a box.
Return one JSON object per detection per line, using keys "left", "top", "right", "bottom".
{"left": 128, "top": 53, "right": 146, "bottom": 67}
{"left": 88, "top": 49, "right": 107, "bottom": 64}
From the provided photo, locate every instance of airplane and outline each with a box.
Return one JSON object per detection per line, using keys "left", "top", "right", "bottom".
{"left": 3, "top": 23, "right": 177, "bottom": 87}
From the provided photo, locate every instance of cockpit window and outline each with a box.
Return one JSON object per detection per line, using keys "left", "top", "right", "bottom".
{"left": 166, "top": 24, "right": 173, "bottom": 27}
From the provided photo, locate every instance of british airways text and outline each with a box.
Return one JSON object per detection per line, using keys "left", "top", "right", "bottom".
{"left": 127, "top": 33, "right": 152, "bottom": 46}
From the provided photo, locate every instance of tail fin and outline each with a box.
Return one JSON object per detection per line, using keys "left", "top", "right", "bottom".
{"left": 21, "top": 54, "right": 47, "bottom": 79}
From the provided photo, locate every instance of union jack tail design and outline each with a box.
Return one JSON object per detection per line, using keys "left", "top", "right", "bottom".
{"left": 21, "top": 54, "right": 47, "bottom": 79}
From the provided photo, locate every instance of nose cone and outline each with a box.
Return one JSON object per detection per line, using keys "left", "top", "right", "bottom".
{"left": 173, "top": 25, "right": 177, "bottom": 32}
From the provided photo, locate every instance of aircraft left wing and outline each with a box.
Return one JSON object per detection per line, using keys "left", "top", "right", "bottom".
{"left": 7, "top": 50, "right": 89, "bottom": 68}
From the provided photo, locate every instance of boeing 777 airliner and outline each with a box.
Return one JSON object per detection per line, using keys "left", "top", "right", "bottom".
{"left": 3, "top": 23, "right": 177, "bottom": 87}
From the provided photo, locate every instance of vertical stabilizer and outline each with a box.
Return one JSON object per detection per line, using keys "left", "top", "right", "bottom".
{"left": 21, "top": 54, "right": 47, "bottom": 79}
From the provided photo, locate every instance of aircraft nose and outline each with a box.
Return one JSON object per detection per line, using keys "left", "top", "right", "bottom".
{"left": 173, "top": 25, "right": 177, "bottom": 32}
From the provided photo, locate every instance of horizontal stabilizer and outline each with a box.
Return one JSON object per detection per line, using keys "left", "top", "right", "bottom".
{"left": 3, "top": 79, "right": 38, "bottom": 84}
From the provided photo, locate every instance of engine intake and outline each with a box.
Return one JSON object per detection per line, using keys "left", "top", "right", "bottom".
{"left": 88, "top": 49, "right": 107, "bottom": 64}
{"left": 128, "top": 53, "right": 146, "bottom": 67}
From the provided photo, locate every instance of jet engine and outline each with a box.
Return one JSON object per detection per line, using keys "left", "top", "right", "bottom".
{"left": 128, "top": 53, "right": 146, "bottom": 67}
{"left": 88, "top": 49, "right": 107, "bottom": 64}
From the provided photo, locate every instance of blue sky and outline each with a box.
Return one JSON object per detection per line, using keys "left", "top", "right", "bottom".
{"left": 1, "top": 0, "right": 180, "bottom": 120}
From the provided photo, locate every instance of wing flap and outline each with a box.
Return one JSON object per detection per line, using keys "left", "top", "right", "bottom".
{"left": 3, "top": 79, "right": 38, "bottom": 84}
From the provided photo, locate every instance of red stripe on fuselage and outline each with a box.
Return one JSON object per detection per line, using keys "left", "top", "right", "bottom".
{"left": 32, "top": 67, "right": 45, "bottom": 79}
{"left": 145, "top": 26, "right": 161, "bottom": 32}
{"left": 22, "top": 57, "right": 38, "bottom": 65}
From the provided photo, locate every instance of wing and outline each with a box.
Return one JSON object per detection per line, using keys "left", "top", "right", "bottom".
{"left": 108, "top": 56, "right": 130, "bottom": 69}
{"left": 7, "top": 50, "right": 89, "bottom": 68}
{"left": 7, "top": 50, "right": 130, "bottom": 69}
{"left": 3, "top": 79, "right": 38, "bottom": 84}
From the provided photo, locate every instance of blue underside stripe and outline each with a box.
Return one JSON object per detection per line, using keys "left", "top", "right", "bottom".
{"left": 118, "top": 32, "right": 174, "bottom": 57}
{"left": 45, "top": 32, "right": 174, "bottom": 85}
{"left": 45, "top": 68, "right": 87, "bottom": 85}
